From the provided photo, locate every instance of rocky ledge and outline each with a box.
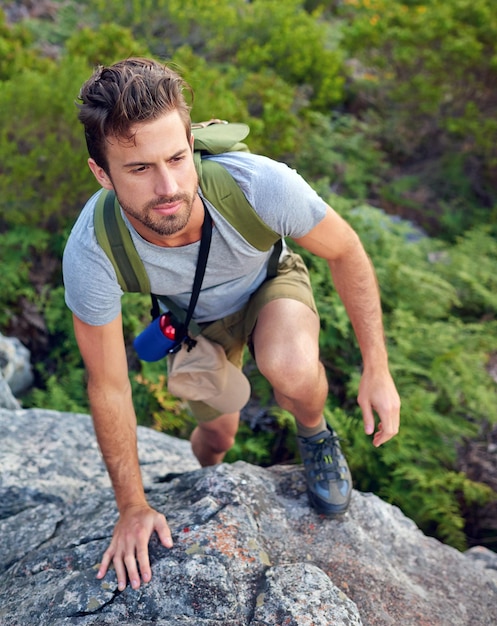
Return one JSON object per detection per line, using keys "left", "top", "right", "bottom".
{"left": 0, "top": 406, "right": 496, "bottom": 626}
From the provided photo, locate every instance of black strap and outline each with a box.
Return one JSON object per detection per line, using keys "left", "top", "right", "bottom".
{"left": 267, "top": 238, "right": 283, "bottom": 280}
{"left": 151, "top": 203, "right": 212, "bottom": 343}
{"left": 183, "top": 203, "right": 212, "bottom": 331}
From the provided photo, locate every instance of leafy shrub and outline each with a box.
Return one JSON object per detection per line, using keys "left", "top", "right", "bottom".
{"left": 295, "top": 112, "right": 387, "bottom": 200}
{"left": 339, "top": 0, "right": 497, "bottom": 234}
{"left": 434, "top": 225, "right": 497, "bottom": 319}
{"left": 230, "top": 0, "right": 345, "bottom": 110}
{"left": 0, "top": 228, "right": 47, "bottom": 329}
{"left": 0, "top": 9, "right": 51, "bottom": 80}
{"left": 65, "top": 23, "right": 148, "bottom": 67}
{"left": 0, "top": 57, "right": 93, "bottom": 231}
{"left": 173, "top": 46, "right": 303, "bottom": 160}
{"left": 81, "top": 0, "right": 345, "bottom": 111}
{"left": 132, "top": 371, "right": 196, "bottom": 438}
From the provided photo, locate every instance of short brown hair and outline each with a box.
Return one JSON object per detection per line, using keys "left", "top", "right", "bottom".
{"left": 77, "top": 57, "right": 193, "bottom": 172}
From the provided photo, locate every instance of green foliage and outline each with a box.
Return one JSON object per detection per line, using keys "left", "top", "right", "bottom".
{"left": 132, "top": 370, "right": 196, "bottom": 438}
{"left": 27, "top": 370, "right": 88, "bottom": 414}
{"left": 295, "top": 112, "right": 387, "bottom": 199}
{"left": 0, "top": 228, "right": 48, "bottom": 328}
{"left": 173, "top": 46, "right": 302, "bottom": 159}
{"left": 20, "top": 0, "right": 84, "bottom": 47}
{"left": 85, "top": 0, "right": 178, "bottom": 45}
{"left": 0, "top": 9, "right": 50, "bottom": 79}
{"left": 230, "top": 0, "right": 345, "bottom": 110}
{"left": 172, "top": 47, "right": 249, "bottom": 124}
{"left": 341, "top": 0, "right": 497, "bottom": 142}
{"left": 81, "top": 0, "right": 345, "bottom": 111}
{"left": 232, "top": 70, "right": 300, "bottom": 159}
{"left": 65, "top": 23, "right": 149, "bottom": 66}
{"left": 339, "top": 0, "right": 497, "bottom": 233}
{"left": 389, "top": 465, "right": 495, "bottom": 550}
{"left": 434, "top": 225, "right": 497, "bottom": 319}
{"left": 0, "top": 57, "right": 94, "bottom": 231}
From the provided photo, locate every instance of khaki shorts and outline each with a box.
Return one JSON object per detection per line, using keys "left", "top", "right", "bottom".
{"left": 187, "top": 249, "right": 318, "bottom": 422}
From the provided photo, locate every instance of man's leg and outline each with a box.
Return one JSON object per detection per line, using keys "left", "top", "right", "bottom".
{"left": 190, "top": 411, "right": 240, "bottom": 467}
{"left": 252, "top": 298, "right": 327, "bottom": 422}
{"left": 252, "top": 298, "right": 352, "bottom": 516}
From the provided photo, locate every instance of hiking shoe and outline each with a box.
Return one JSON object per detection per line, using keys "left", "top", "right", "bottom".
{"left": 297, "top": 426, "right": 352, "bottom": 517}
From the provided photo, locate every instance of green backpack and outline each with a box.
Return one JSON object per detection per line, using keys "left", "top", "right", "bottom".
{"left": 93, "top": 122, "right": 282, "bottom": 302}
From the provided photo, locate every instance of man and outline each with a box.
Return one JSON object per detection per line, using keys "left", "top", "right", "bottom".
{"left": 63, "top": 57, "right": 400, "bottom": 592}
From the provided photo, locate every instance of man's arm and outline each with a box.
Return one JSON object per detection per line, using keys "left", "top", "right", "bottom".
{"left": 73, "top": 313, "right": 173, "bottom": 590}
{"left": 294, "top": 206, "right": 401, "bottom": 446}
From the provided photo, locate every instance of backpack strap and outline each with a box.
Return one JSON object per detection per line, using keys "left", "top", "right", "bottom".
{"left": 193, "top": 153, "right": 279, "bottom": 251}
{"left": 192, "top": 122, "right": 279, "bottom": 250}
{"left": 94, "top": 190, "right": 150, "bottom": 293}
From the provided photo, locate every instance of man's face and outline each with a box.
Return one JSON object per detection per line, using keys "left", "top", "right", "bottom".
{"left": 89, "top": 110, "right": 200, "bottom": 245}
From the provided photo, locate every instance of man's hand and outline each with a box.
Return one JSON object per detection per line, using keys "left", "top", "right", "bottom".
{"left": 96, "top": 503, "right": 173, "bottom": 590}
{"left": 357, "top": 368, "right": 401, "bottom": 447}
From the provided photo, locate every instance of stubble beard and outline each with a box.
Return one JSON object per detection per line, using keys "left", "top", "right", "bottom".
{"left": 118, "top": 184, "right": 198, "bottom": 237}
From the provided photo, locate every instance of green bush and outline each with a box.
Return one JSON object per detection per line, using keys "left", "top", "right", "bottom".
{"left": 339, "top": 0, "right": 497, "bottom": 234}
{"left": 65, "top": 23, "right": 149, "bottom": 67}
{"left": 295, "top": 112, "right": 387, "bottom": 200}
{"left": 0, "top": 9, "right": 51, "bottom": 80}
{"left": 0, "top": 57, "right": 93, "bottom": 231}
{"left": 0, "top": 228, "right": 47, "bottom": 329}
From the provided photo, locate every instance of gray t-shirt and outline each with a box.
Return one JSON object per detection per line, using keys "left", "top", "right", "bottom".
{"left": 63, "top": 152, "right": 327, "bottom": 326}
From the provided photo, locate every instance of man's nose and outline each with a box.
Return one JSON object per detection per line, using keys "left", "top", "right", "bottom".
{"left": 154, "top": 167, "right": 178, "bottom": 197}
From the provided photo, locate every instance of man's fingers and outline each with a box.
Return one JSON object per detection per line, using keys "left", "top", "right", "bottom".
{"left": 372, "top": 408, "right": 400, "bottom": 446}
{"left": 136, "top": 544, "right": 152, "bottom": 585}
{"left": 124, "top": 552, "right": 142, "bottom": 590}
{"left": 96, "top": 546, "right": 113, "bottom": 580}
{"left": 358, "top": 393, "right": 375, "bottom": 436}
{"left": 358, "top": 370, "right": 401, "bottom": 447}
{"left": 361, "top": 406, "right": 375, "bottom": 436}
{"left": 114, "top": 555, "right": 128, "bottom": 591}
{"left": 155, "top": 514, "right": 174, "bottom": 549}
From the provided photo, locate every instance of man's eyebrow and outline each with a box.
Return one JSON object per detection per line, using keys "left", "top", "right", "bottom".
{"left": 122, "top": 148, "right": 188, "bottom": 168}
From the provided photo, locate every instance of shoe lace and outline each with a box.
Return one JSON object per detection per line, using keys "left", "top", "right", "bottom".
{"left": 309, "top": 433, "right": 343, "bottom": 480}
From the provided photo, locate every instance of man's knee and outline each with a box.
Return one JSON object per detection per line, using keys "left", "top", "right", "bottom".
{"left": 193, "top": 412, "right": 240, "bottom": 454}
{"left": 258, "top": 347, "right": 323, "bottom": 398}
{"left": 202, "top": 429, "right": 236, "bottom": 454}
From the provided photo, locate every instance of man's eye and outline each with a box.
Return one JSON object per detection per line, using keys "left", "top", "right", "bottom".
{"left": 132, "top": 165, "right": 148, "bottom": 173}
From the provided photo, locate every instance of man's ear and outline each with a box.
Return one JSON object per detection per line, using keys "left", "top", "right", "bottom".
{"left": 189, "top": 133, "right": 195, "bottom": 152}
{"left": 88, "top": 158, "right": 114, "bottom": 191}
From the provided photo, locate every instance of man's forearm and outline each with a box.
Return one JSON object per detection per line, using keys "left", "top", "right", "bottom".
{"left": 328, "top": 243, "right": 389, "bottom": 370}
{"left": 88, "top": 377, "right": 147, "bottom": 511}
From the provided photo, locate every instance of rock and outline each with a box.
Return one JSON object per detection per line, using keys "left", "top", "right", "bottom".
{"left": 0, "top": 333, "right": 34, "bottom": 396}
{"left": 0, "top": 371, "right": 20, "bottom": 410}
{"left": 0, "top": 408, "right": 199, "bottom": 510}
{"left": 465, "top": 545, "right": 497, "bottom": 574}
{"left": 0, "top": 408, "right": 496, "bottom": 626}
